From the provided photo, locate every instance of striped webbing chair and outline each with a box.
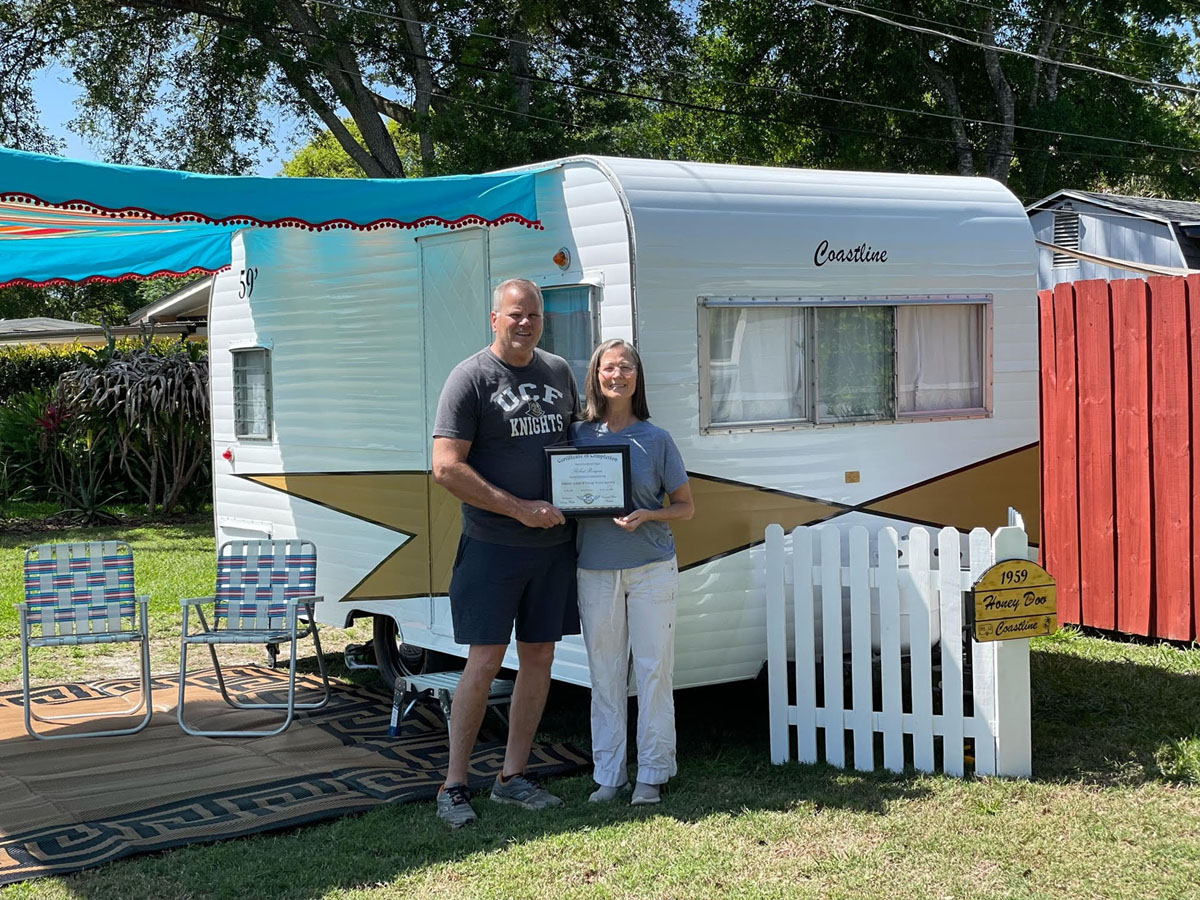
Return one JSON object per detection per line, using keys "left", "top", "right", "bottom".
{"left": 178, "top": 539, "right": 331, "bottom": 737}
{"left": 19, "top": 541, "right": 153, "bottom": 740}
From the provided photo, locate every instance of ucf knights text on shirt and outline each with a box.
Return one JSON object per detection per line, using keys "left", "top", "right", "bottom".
{"left": 433, "top": 347, "right": 580, "bottom": 547}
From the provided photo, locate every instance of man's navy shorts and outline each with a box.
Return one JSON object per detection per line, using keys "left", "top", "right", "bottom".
{"left": 448, "top": 535, "right": 580, "bottom": 645}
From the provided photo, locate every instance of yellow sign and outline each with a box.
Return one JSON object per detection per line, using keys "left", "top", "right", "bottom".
{"left": 971, "top": 559, "right": 1058, "bottom": 641}
{"left": 974, "top": 614, "right": 1058, "bottom": 642}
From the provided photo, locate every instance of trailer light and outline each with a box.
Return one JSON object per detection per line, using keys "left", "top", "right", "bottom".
{"left": 553, "top": 248, "right": 571, "bottom": 270}
{"left": 222, "top": 448, "right": 234, "bottom": 462}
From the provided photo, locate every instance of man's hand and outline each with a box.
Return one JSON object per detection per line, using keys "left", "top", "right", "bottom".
{"left": 514, "top": 499, "right": 567, "bottom": 529}
{"left": 612, "top": 509, "right": 653, "bottom": 532}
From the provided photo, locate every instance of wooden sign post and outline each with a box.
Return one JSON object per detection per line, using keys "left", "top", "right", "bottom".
{"left": 971, "top": 559, "right": 1058, "bottom": 642}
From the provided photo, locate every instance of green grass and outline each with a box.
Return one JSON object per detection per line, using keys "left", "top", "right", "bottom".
{"left": 0, "top": 522, "right": 216, "bottom": 684}
{"left": 1, "top": 529, "right": 1199, "bottom": 899}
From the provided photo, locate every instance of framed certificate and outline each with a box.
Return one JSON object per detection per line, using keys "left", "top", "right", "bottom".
{"left": 545, "top": 445, "right": 632, "bottom": 517}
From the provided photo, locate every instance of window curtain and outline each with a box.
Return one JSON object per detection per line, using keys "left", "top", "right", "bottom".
{"left": 709, "top": 307, "right": 805, "bottom": 423}
{"left": 897, "top": 305, "right": 983, "bottom": 413}
{"left": 234, "top": 351, "right": 270, "bottom": 436}
{"left": 542, "top": 286, "right": 592, "bottom": 391}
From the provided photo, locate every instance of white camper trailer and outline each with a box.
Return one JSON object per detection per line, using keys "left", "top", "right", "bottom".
{"left": 208, "top": 157, "right": 1039, "bottom": 690}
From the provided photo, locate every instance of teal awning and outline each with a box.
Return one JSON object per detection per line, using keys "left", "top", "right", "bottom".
{"left": 0, "top": 148, "right": 544, "bottom": 289}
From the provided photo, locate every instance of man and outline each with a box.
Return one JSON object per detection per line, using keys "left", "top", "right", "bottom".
{"left": 431, "top": 277, "right": 580, "bottom": 828}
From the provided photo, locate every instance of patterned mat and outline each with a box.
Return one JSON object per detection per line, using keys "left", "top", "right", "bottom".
{"left": 0, "top": 668, "right": 588, "bottom": 885}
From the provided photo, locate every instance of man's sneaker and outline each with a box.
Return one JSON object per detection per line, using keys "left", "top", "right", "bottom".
{"left": 490, "top": 772, "right": 564, "bottom": 809}
{"left": 631, "top": 782, "right": 661, "bottom": 805}
{"left": 437, "top": 782, "right": 478, "bottom": 828}
{"left": 589, "top": 782, "right": 631, "bottom": 803}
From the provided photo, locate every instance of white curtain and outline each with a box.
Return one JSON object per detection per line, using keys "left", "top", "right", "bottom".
{"left": 542, "top": 286, "right": 592, "bottom": 391}
{"left": 709, "top": 307, "right": 805, "bottom": 424}
{"left": 897, "top": 305, "right": 983, "bottom": 413}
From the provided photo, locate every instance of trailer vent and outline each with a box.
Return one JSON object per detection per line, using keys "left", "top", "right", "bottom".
{"left": 1052, "top": 208, "right": 1080, "bottom": 268}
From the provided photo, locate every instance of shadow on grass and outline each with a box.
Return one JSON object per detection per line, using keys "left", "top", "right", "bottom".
{"left": 32, "top": 637, "right": 1200, "bottom": 899}
{"left": 38, "top": 672, "right": 935, "bottom": 900}
{"left": 1030, "top": 643, "right": 1200, "bottom": 785}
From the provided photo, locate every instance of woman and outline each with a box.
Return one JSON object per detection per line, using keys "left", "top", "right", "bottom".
{"left": 572, "top": 338, "right": 694, "bottom": 805}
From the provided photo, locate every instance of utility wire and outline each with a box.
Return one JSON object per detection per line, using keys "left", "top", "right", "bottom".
{"left": 944, "top": 0, "right": 1185, "bottom": 54}
{"left": 301, "top": 0, "right": 1200, "bottom": 157}
{"left": 807, "top": 0, "right": 1200, "bottom": 95}
{"left": 843, "top": 0, "right": 1180, "bottom": 72}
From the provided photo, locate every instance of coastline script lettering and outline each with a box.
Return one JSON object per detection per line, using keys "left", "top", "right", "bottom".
{"left": 993, "top": 618, "right": 1045, "bottom": 637}
{"left": 814, "top": 240, "right": 888, "bottom": 266}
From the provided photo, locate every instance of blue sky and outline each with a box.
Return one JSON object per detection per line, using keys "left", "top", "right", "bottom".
{"left": 33, "top": 63, "right": 304, "bottom": 175}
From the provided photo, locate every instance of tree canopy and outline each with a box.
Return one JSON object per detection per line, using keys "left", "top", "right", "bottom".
{"left": 613, "top": 0, "right": 1200, "bottom": 199}
{"left": 6, "top": 0, "right": 685, "bottom": 176}
{"left": 5, "top": 0, "right": 1200, "bottom": 203}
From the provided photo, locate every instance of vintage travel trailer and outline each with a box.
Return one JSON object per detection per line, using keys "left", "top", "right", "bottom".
{"left": 202, "top": 157, "right": 1040, "bottom": 690}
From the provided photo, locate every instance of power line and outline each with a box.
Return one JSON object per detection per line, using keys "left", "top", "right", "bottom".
{"left": 301, "top": 0, "right": 1200, "bottom": 157}
{"left": 807, "top": 0, "right": 1200, "bottom": 96}
{"left": 844, "top": 0, "right": 1176, "bottom": 73}
{"left": 944, "top": 0, "right": 1184, "bottom": 54}
{"left": 190, "top": 4, "right": 1200, "bottom": 185}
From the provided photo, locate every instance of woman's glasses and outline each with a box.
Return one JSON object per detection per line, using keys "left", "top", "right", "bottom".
{"left": 599, "top": 363, "right": 637, "bottom": 377}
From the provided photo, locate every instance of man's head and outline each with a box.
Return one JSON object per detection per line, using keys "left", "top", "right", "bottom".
{"left": 490, "top": 278, "right": 544, "bottom": 365}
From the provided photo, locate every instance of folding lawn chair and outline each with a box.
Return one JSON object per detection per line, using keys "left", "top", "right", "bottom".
{"left": 19, "top": 541, "right": 153, "bottom": 740}
{"left": 178, "top": 539, "right": 331, "bottom": 737}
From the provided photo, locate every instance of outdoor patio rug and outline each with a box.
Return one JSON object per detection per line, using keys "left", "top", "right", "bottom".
{"left": 0, "top": 668, "right": 588, "bottom": 885}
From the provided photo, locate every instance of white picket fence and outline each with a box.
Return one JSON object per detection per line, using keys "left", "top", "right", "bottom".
{"left": 765, "top": 523, "right": 1032, "bottom": 778}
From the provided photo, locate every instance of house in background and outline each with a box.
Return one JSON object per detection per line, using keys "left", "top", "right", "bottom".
{"left": 1025, "top": 190, "right": 1200, "bottom": 291}
{"left": 0, "top": 275, "right": 209, "bottom": 348}
{"left": 127, "top": 275, "right": 211, "bottom": 337}
{"left": 0, "top": 316, "right": 191, "bottom": 347}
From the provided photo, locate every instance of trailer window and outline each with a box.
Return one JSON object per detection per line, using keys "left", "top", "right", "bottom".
{"left": 541, "top": 285, "right": 596, "bottom": 392}
{"left": 232, "top": 348, "right": 272, "bottom": 440}
{"left": 699, "top": 297, "right": 988, "bottom": 431}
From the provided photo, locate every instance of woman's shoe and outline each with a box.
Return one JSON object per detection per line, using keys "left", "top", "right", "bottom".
{"left": 630, "top": 782, "right": 661, "bottom": 805}
{"left": 589, "top": 783, "right": 631, "bottom": 802}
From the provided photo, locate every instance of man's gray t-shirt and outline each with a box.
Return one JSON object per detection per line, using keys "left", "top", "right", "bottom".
{"left": 433, "top": 347, "right": 579, "bottom": 547}
{"left": 571, "top": 419, "right": 689, "bottom": 569}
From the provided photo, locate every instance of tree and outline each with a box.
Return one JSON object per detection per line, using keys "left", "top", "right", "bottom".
{"left": 0, "top": 0, "right": 61, "bottom": 152}
{"left": 0, "top": 281, "right": 144, "bottom": 325}
{"left": 281, "top": 117, "right": 423, "bottom": 178}
{"left": 618, "top": 0, "right": 1200, "bottom": 198}
{"left": 10, "top": 0, "right": 687, "bottom": 177}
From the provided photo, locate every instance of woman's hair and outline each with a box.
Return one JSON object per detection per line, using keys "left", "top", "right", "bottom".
{"left": 583, "top": 338, "right": 651, "bottom": 422}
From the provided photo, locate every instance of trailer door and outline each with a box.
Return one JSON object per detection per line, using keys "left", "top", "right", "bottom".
{"left": 419, "top": 228, "right": 491, "bottom": 635}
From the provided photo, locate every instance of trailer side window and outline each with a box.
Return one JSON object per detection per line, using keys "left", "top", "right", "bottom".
{"left": 699, "top": 297, "right": 988, "bottom": 431}
{"left": 232, "top": 348, "right": 272, "bottom": 440}
{"left": 541, "top": 285, "right": 596, "bottom": 393}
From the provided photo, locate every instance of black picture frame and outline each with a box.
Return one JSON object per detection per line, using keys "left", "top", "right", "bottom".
{"left": 544, "top": 444, "right": 633, "bottom": 517}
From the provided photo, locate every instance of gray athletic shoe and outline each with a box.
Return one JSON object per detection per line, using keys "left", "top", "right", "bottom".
{"left": 490, "top": 772, "right": 564, "bottom": 809}
{"left": 588, "top": 782, "right": 631, "bottom": 803}
{"left": 437, "top": 782, "right": 478, "bottom": 829}
{"left": 631, "top": 782, "right": 661, "bottom": 805}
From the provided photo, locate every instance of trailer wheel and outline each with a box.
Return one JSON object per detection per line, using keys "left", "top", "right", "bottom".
{"left": 371, "top": 615, "right": 456, "bottom": 689}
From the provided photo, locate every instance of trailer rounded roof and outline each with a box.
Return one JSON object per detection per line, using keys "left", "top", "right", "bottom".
{"left": 569, "top": 155, "right": 1026, "bottom": 220}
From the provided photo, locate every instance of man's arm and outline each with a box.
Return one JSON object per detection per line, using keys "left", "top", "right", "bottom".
{"left": 432, "top": 436, "right": 565, "bottom": 529}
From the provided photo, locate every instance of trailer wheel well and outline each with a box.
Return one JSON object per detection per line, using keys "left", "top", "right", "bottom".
{"left": 370, "top": 614, "right": 459, "bottom": 689}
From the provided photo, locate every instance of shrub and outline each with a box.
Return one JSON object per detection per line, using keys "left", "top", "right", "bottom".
{"left": 0, "top": 388, "right": 56, "bottom": 494}
{"left": 58, "top": 339, "right": 209, "bottom": 516}
{"left": 0, "top": 345, "right": 93, "bottom": 404}
{"left": 0, "top": 337, "right": 205, "bottom": 406}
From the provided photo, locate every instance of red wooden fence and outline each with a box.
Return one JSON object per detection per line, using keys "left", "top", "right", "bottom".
{"left": 1040, "top": 276, "right": 1199, "bottom": 642}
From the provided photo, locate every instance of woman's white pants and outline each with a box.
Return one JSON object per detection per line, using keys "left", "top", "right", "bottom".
{"left": 577, "top": 557, "right": 678, "bottom": 788}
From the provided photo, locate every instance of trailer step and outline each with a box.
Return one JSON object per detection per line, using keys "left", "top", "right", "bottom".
{"left": 387, "top": 671, "right": 515, "bottom": 737}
